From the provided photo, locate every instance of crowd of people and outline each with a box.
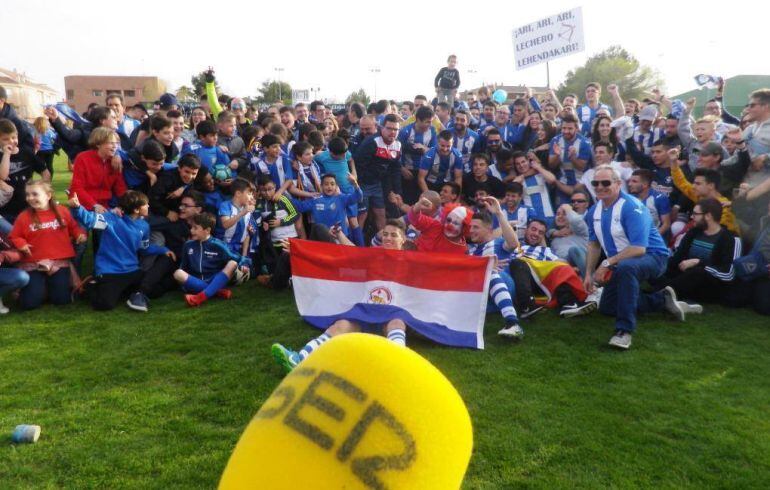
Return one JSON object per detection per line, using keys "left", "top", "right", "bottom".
{"left": 1, "top": 62, "right": 769, "bottom": 354}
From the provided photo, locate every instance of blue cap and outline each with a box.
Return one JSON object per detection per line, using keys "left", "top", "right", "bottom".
{"left": 159, "top": 93, "right": 178, "bottom": 107}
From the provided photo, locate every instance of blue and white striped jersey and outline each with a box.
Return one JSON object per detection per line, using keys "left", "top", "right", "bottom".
{"left": 512, "top": 244, "right": 561, "bottom": 262}
{"left": 632, "top": 127, "right": 665, "bottom": 156}
{"left": 398, "top": 123, "right": 437, "bottom": 170}
{"left": 637, "top": 189, "right": 671, "bottom": 228}
{"left": 521, "top": 173, "right": 555, "bottom": 219}
{"left": 451, "top": 128, "right": 481, "bottom": 171}
{"left": 215, "top": 200, "right": 250, "bottom": 253}
{"left": 576, "top": 103, "right": 612, "bottom": 136}
{"left": 467, "top": 237, "right": 512, "bottom": 261}
{"left": 505, "top": 204, "right": 536, "bottom": 240}
{"left": 418, "top": 147, "right": 464, "bottom": 186}
{"left": 586, "top": 192, "right": 670, "bottom": 258}
{"left": 252, "top": 154, "right": 295, "bottom": 187}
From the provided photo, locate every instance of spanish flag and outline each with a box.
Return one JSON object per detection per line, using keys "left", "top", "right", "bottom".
{"left": 519, "top": 256, "right": 587, "bottom": 308}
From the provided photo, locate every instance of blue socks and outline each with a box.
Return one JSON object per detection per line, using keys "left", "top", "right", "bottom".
{"left": 202, "top": 272, "right": 229, "bottom": 299}
{"left": 184, "top": 276, "right": 207, "bottom": 293}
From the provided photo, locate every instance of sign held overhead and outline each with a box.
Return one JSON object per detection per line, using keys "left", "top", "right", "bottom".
{"left": 512, "top": 7, "right": 585, "bottom": 70}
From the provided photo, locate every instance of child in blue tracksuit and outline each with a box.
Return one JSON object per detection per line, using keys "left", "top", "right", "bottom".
{"left": 290, "top": 174, "right": 363, "bottom": 240}
{"left": 70, "top": 190, "right": 172, "bottom": 312}
{"left": 174, "top": 212, "right": 252, "bottom": 307}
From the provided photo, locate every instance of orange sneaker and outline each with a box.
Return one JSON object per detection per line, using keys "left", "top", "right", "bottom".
{"left": 185, "top": 292, "right": 206, "bottom": 307}
{"left": 216, "top": 288, "right": 232, "bottom": 300}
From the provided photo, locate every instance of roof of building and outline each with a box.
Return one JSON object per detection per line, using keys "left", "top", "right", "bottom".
{"left": 0, "top": 67, "right": 57, "bottom": 93}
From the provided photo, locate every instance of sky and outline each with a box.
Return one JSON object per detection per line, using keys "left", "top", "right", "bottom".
{"left": 4, "top": 0, "right": 768, "bottom": 103}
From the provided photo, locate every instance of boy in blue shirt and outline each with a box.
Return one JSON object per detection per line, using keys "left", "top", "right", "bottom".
{"left": 291, "top": 174, "right": 363, "bottom": 240}
{"left": 174, "top": 212, "right": 251, "bottom": 307}
{"left": 503, "top": 181, "right": 536, "bottom": 241}
{"left": 182, "top": 120, "right": 235, "bottom": 177}
{"left": 214, "top": 178, "right": 255, "bottom": 255}
{"left": 292, "top": 141, "right": 322, "bottom": 196}
{"left": 314, "top": 137, "right": 362, "bottom": 245}
{"left": 69, "top": 190, "right": 173, "bottom": 312}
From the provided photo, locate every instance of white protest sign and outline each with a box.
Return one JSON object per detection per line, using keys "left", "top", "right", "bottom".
{"left": 512, "top": 7, "right": 584, "bottom": 70}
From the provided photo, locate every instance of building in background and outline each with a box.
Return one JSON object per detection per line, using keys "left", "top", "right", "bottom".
{"left": 0, "top": 67, "right": 59, "bottom": 121}
{"left": 64, "top": 75, "right": 165, "bottom": 113}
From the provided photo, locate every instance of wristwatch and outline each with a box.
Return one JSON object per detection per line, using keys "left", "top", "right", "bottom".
{"left": 601, "top": 259, "right": 611, "bottom": 269}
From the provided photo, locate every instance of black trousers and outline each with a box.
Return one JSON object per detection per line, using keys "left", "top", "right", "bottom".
{"left": 140, "top": 254, "right": 178, "bottom": 299}
{"left": 655, "top": 267, "right": 725, "bottom": 304}
{"left": 91, "top": 270, "right": 143, "bottom": 311}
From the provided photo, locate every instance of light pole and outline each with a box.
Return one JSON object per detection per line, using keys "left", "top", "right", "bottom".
{"left": 274, "top": 67, "right": 284, "bottom": 102}
{"left": 369, "top": 68, "right": 381, "bottom": 101}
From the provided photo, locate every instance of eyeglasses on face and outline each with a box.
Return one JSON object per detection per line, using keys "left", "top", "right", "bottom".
{"left": 571, "top": 199, "right": 587, "bottom": 204}
{"left": 591, "top": 180, "right": 613, "bottom": 188}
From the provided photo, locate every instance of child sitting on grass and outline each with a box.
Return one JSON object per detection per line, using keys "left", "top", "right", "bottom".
{"left": 69, "top": 190, "right": 174, "bottom": 312}
{"left": 173, "top": 212, "right": 251, "bottom": 307}
{"left": 9, "top": 180, "right": 86, "bottom": 310}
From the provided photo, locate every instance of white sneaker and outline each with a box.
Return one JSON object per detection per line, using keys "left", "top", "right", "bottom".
{"left": 498, "top": 323, "right": 524, "bottom": 340}
{"left": 234, "top": 268, "right": 250, "bottom": 285}
{"left": 608, "top": 331, "right": 632, "bottom": 350}
{"left": 662, "top": 286, "right": 686, "bottom": 322}
{"left": 586, "top": 287, "right": 603, "bottom": 307}
{"left": 0, "top": 299, "right": 8, "bottom": 315}
{"left": 682, "top": 302, "right": 703, "bottom": 314}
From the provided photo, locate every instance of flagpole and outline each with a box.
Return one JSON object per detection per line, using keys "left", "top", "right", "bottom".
{"left": 546, "top": 62, "right": 551, "bottom": 89}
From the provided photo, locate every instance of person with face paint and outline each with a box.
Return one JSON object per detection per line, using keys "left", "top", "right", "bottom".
{"left": 408, "top": 197, "right": 471, "bottom": 255}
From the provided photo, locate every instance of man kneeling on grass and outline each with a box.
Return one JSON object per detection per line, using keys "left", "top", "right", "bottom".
{"left": 173, "top": 212, "right": 251, "bottom": 307}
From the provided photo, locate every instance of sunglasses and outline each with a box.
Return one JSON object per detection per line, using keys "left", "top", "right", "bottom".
{"left": 571, "top": 199, "right": 587, "bottom": 204}
{"left": 591, "top": 180, "right": 613, "bottom": 188}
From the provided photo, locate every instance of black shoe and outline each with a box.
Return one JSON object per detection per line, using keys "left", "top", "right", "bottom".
{"left": 520, "top": 303, "right": 545, "bottom": 319}
{"left": 126, "top": 292, "right": 149, "bottom": 312}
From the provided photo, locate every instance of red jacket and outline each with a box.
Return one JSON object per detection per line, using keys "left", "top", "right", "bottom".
{"left": 408, "top": 210, "right": 467, "bottom": 255}
{"left": 9, "top": 206, "right": 84, "bottom": 263}
{"left": 69, "top": 149, "right": 127, "bottom": 210}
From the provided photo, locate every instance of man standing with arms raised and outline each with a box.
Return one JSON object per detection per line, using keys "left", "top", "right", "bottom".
{"left": 584, "top": 165, "right": 689, "bottom": 350}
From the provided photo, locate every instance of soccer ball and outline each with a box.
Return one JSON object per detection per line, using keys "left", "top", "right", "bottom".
{"left": 211, "top": 163, "right": 232, "bottom": 182}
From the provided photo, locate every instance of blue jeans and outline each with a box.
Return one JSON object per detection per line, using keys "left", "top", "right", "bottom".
{"left": 567, "top": 246, "right": 587, "bottom": 277}
{"left": 0, "top": 267, "right": 30, "bottom": 296}
{"left": 19, "top": 269, "right": 72, "bottom": 310}
{"left": 599, "top": 254, "right": 668, "bottom": 333}
{"left": 0, "top": 215, "right": 12, "bottom": 234}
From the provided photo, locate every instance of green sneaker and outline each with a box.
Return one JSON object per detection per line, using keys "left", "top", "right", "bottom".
{"left": 271, "top": 343, "right": 301, "bottom": 373}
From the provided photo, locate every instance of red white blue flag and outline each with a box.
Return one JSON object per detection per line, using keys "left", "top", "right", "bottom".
{"left": 290, "top": 239, "right": 493, "bottom": 349}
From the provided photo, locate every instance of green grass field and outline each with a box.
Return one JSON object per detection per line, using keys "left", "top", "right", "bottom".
{"left": 1, "top": 155, "right": 769, "bottom": 488}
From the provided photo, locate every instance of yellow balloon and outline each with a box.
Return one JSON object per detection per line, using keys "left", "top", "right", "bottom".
{"left": 219, "top": 333, "right": 473, "bottom": 490}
